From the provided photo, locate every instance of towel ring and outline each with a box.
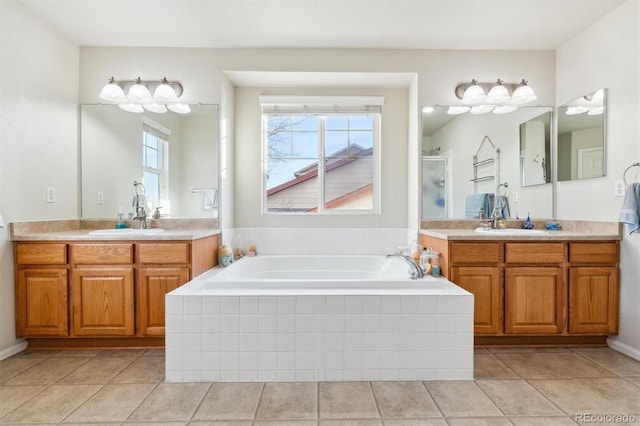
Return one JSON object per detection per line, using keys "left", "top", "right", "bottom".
{"left": 623, "top": 163, "right": 640, "bottom": 185}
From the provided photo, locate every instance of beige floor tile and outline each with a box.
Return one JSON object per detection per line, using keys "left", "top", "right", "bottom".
{"left": 10, "top": 350, "right": 58, "bottom": 359}
{"left": 319, "top": 420, "right": 382, "bottom": 425}
{"left": 382, "top": 420, "right": 448, "bottom": 426}
{"left": 254, "top": 421, "right": 316, "bottom": 426}
{"left": 0, "top": 385, "right": 46, "bottom": 417}
{"left": 192, "top": 382, "right": 263, "bottom": 421}
{"left": 63, "top": 383, "right": 155, "bottom": 422}
{"left": 319, "top": 382, "right": 379, "bottom": 419}
{"left": 494, "top": 353, "right": 616, "bottom": 379}
{"left": 255, "top": 382, "right": 317, "bottom": 420}
{"left": 509, "top": 417, "right": 578, "bottom": 426}
{"left": 627, "top": 376, "right": 640, "bottom": 387}
{"left": 190, "top": 422, "right": 252, "bottom": 426}
{"left": 96, "top": 349, "right": 146, "bottom": 357}
{"left": 476, "top": 379, "right": 564, "bottom": 416}
{"left": 111, "top": 355, "right": 165, "bottom": 383}
{"left": 142, "top": 348, "right": 166, "bottom": 356}
{"left": 0, "top": 357, "right": 44, "bottom": 383}
{"left": 446, "top": 418, "right": 512, "bottom": 426}
{"left": 371, "top": 381, "right": 440, "bottom": 418}
{"left": 473, "top": 354, "right": 520, "bottom": 379}
{"left": 125, "top": 422, "right": 187, "bottom": 426}
{"left": 577, "top": 350, "right": 640, "bottom": 376}
{"left": 423, "top": 381, "right": 502, "bottom": 417}
{"left": 0, "top": 384, "right": 99, "bottom": 423}
{"left": 53, "top": 349, "right": 102, "bottom": 357}
{"left": 129, "top": 382, "right": 210, "bottom": 421}
{"left": 474, "top": 348, "right": 491, "bottom": 354}
{"left": 529, "top": 377, "right": 640, "bottom": 414}
{"left": 58, "top": 356, "right": 137, "bottom": 384}
{"left": 490, "top": 347, "right": 572, "bottom": 353}
{"left": 4, "top": 357, "right": 90, "bottom": 385}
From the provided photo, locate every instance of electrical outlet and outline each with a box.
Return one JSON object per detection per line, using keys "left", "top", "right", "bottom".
{"left": 97, "top": 191, "right": 104, "bottom": 205}
{"left": 614, "top": 180, "right": 626, "bottom": 197}
{"left": 46, "top": 187, "right": 56, "bottom": 203}
{"left": 511, "top": 191, "right": 519, "bottom": 202}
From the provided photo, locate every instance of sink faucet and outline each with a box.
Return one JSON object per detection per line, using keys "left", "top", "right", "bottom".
{"left": 387, "top": 254, "right": 425, "bottom": 280}
{"left": 133, "top": 206, "right": 147, "bottom": 229}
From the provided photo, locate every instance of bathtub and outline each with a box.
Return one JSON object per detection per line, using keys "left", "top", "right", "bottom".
{"left": 165, "top": 255, "right": 474, "bottom": 382}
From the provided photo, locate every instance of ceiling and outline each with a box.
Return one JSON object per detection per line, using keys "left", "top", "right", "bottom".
{"left": 18, "top": 0, "right": 626, "bottom": 50}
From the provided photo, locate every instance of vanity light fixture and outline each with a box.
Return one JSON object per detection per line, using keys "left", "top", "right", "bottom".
{"left": 446, "top": 106, "right": 470, "bottom": 115}
{"left": 98, "top": 77, "right": 188, "bottom": 114}
{"left": 454, "top": 78, "right": 538, "bottom": 115}
{"left": 564, "top": 88, "right": 604, "bottom": 115}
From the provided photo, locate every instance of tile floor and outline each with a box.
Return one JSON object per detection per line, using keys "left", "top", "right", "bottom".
{"left": 0, "top": 346, "right": 639, "bottom": 425}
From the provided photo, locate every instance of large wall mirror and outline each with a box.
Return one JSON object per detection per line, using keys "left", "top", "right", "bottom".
{"left": 557, "top": 88, "right": 606, "bottom": 181}
{"left": 81, "top": 104, "right": 220, "bottom": 219}
{"left": 421, "top": 105, "right": 553, "bottom": 220}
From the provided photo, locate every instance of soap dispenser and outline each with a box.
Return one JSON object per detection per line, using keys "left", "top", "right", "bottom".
{"left": 115, "top": 207, "right": 128, "bottom": 229}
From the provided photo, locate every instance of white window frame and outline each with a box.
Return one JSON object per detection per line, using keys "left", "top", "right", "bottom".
{"left": 142, "top": 117, "right": 171, "bottom": 212}
{"left": 260, "top": 96, "right": 383, "bottom": 215}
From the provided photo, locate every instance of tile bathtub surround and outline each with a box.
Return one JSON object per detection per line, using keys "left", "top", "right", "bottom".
{"left": 1, "top": 346, "right": 640, "bottom": 424}
{"left": 165, "top": 294, "right": 474, "bottom": 382}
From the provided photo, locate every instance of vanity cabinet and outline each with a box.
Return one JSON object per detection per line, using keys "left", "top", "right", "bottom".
{"left": 420, "top": 234, "right": 619, "bottom": 345}
{"left": 14, "top": 234, "right": 218, "bottom": 348}
{"left": 15, "top": 243, "right": 69, "bottom": 337}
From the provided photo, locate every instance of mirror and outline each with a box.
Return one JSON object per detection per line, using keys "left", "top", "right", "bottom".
{"left": 557, "top": 88, "right": 606, "bottom": 181}
{"left": 81, "top": 104, "right": 219, "bottom": 219}
{"left": 519, "top": 111, "right": 551, "bottom": 186}
{"left": 422, "top": 106, "right": 553, "bottom": 220}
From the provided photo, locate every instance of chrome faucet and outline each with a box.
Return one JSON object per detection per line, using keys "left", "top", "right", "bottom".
{"left": 387, "top": 254, "right": 425, "bottom": 280}
{"left": 132, "top": 181, "right": 148, "bottom": 229}
{"left": 133, "top": 205, "right": 147, "bottom": 229}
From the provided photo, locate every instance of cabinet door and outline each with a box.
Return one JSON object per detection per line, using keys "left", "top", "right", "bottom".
{"left": 16, "top": 268, "right": 68, "bottom": 337}
{"left": 450, "top": 266, "right": 502, "bottom": 334}
{"left": 505, "top": 267, "right": 564, "bottom": 334}
{"left": 138, "top": 267, "right": 190, "bottom": 336}
{"left": 569, "top": 266, "right": 618, "bottom": 334}
{"left": 71, "top": 267, "right": 134, "bottom": 336}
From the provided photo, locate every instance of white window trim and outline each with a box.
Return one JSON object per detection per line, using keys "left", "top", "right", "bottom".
{"left": 261, "top": 96, "right": 383, "bottom": 215}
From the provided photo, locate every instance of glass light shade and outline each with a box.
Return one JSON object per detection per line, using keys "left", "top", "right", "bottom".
{"left": 588, "top": 106, "right": 604, "bottom": 115}
{"left": 486, "top": 83, "right": 510, "bottom": 103}
{"left": 446, "top": 106, "right": 470, "bottom": 115}
{"left": 127, "top": 81, "right": 152, "bottom": 103}
{"left": 118, "top": 103, "right": 144, "bottom": 113}
{"left": 153, "top": 81, "right": 179, "bottom": 103}
{"left": 470, "top": 105, "right": 494, "bottom": 114}
{"left": 493, "top": 105, "right": 518, "bottom": 114}
{"left": 566, "top": 106, "right": 589, "bottom": 115}
{"left": 461, "top": 83, "right": 486, "bottom": 105}
{"left": 143, "top": 103, "right": 168, "bottom": 113}
{"left": 99, "top": 79, "right": 127, "bottom": 103}
{"left": 167, "top": 103, "right": 191, "bottom": 114}
{"left": 422, "top": 106, "right": 436, "bottom": 114}
{"left": 510, "top": 81, "right": 537, "bottom": 104}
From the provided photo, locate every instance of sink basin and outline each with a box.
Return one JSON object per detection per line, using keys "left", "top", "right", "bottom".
{"left": 88, "top": 228, "right": 165, "bottom": 236}
{"left": 475, "top": 228, "right": 549, "bottom": 235}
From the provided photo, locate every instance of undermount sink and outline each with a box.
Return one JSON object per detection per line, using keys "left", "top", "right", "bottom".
{"left": 88, "top": 228, "right": 165, "bottom": 236}
{"left": 475, "top": 228, "right": 549, "bottom": 235}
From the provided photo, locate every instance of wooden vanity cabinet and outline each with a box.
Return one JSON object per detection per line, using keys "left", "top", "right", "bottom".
{"left": 14, "top": 234, "right": 218, "bottom": 348}
{"left": 137, "top": 243, "right": 191, "bottom": 336}
{"left": 15, "top": 243, "right": 68, "bottom": 337}
{"left": 420, "top": 235, "right": 619, "bottom": 345}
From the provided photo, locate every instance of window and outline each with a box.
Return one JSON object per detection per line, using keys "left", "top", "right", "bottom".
{"left": 142, "top": 120, "right": 170, "bottom": 211}
{"left": 262, "top": 97, "right": 382, "bottom": 214}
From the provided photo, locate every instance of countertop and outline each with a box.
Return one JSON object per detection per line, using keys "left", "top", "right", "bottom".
{"left": 10, "top": 218, "right": 221, "bottom": 242}
{"left": 419, "top": 219, "right": 622, "bottom": 241}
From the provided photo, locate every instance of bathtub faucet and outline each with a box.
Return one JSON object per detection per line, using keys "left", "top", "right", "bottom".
{"left": 386, "top": 254, "right": 425, "bottom": 280}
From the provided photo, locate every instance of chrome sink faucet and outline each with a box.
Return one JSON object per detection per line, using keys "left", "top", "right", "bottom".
{"left": 133, "top": 206, "right": 147, "bottom": 229}
{"left": 387, "top": 253, "right": 425, "bottom": 280}
{"left": 132, "top": 181, "right": 148, "bottom": 229}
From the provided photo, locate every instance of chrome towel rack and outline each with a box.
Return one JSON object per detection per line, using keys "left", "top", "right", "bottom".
{"left": 623, "top": 162, "right": 640, "bottom": 185}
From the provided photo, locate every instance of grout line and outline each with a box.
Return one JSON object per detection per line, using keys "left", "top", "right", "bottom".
{"left": 368, "top": 381, "right": 383, "bottom": 418}
{"left": 316, "top": 381, "right": 320, "bottom": 421}
{"left": 252, "top": 381, "right": 267, "bottom": 420}
{"left": 420, "top": 380, "right": 445, "bottom": 419}
{"left": 123, "top": 380, "right": 162, "bottom": 422}
{"left": 58, "top": 381, "right": 107, "bottom": 423}
{"left": 483, "top": 352, "right": 522, "bottom": 379}
{"left": 187, "top": 380, "right": 213, "bottom": 422}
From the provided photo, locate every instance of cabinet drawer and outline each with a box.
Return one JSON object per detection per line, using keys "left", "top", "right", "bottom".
{"left": 451, "top": 242, "right": 501, "bottom": 264}
{"left": 506, "top": 243, "right": 565, "bottom": 264}
{"left": 16, "top": 243, "right": 67, "bottom": 265}
{"left": 570, "top": 242, "right": 618, "bottom": 264}
{"left": 139, "top": 243, "right": 190, "bottom": 264}
{"left": 70, "top": 243, "right": 133, "bottom": 264}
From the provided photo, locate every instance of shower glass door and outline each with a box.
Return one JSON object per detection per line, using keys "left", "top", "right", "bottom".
{"left": 422, "top": 156, "right": 448, "bottom": 219}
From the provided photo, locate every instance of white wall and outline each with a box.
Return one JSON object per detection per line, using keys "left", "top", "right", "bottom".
{"left": 0, "top": 0, "right": 79, "bottom": 356}
{"left": 556, "top": 0, "right": 640, "bottom": 358}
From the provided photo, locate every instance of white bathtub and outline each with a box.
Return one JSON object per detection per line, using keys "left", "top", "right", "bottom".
{"left": 204, "top": 255, "right": 460, "bottom": 295}
{"left": 166, "top": 255, "right": 474, "bottom": 382}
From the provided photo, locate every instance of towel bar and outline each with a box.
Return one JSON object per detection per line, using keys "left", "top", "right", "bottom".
{"left": 623, "top": 162, "right": 640, "bottom": 185}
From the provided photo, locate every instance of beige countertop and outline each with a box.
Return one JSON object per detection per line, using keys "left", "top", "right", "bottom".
{"left": 419, "top": 219, "right": 622, "bottom": 241}
{"left": 10, "top": 218, "right": 221, "bottom": 242}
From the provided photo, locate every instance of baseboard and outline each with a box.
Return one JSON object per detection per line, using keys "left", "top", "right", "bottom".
{"left": 607, "top": 337, "right": 640, "bottom": 362}
{"left": 0, "top": 340, "right": 28, "bottom": 361}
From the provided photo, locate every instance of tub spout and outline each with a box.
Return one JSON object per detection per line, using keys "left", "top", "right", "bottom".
{"left": 386, "top": 254, "right": 425, "bottom": 280}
